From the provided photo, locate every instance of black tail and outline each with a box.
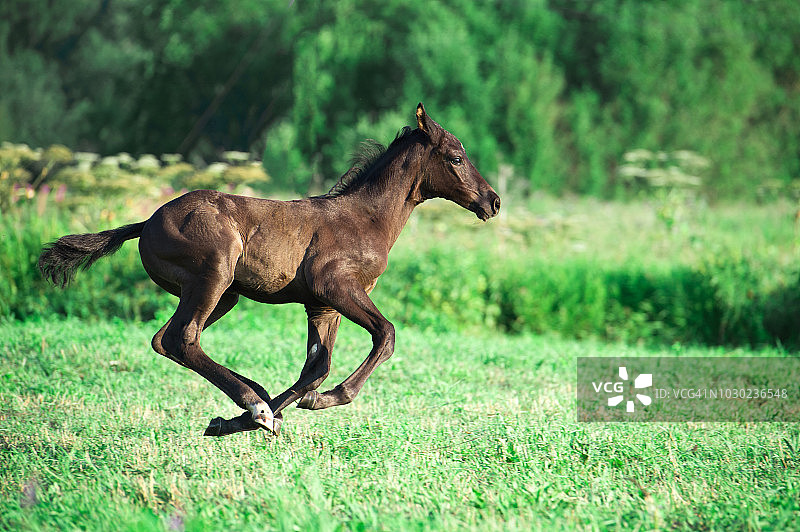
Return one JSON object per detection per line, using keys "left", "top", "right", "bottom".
{"left": 38, "top": 221, "right": 146, "bottom": 287}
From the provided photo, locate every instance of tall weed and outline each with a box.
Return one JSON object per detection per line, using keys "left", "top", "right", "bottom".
{"left": 379, "top": 248, "right": 799, "bottom": 349}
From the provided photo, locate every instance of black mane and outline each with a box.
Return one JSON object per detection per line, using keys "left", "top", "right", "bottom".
{"left": 323, "top": 126, "right": 415, "bottom": 197}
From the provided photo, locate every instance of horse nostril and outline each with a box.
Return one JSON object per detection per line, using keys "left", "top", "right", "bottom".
{"left": 492, "top": 196, "right": 501, "bottom": 215}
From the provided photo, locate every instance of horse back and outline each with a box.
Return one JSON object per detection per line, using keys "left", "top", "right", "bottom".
{"left": 139, "top": 189, "right": 386, "bottom": 305}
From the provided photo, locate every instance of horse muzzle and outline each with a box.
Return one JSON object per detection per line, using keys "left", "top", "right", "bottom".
{"left": 470, "top": 190, "right": 501, "bottom": 221}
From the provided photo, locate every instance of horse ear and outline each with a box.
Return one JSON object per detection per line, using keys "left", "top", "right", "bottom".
{"left": 416, "top": 103, "right": 428, "bottom": 130}
{"left": 415, "top": 103, "right": 443, "bottom": 144}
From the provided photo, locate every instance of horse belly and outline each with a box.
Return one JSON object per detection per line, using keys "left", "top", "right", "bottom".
{"left": 234, "top": 263, "right": 294, "bottom": 295}
{"left": 231, "top": 271, "right": 311, "bottom": 305}
{"left": 233, "top": 244, "right": 306, "bottom": 301}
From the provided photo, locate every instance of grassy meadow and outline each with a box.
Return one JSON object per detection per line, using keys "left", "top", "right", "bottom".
{"left": 1, "top": 184, "right": 800, "bottom": 530}
{"left": 2, "top": 313, "right": 799, "bottom": 531}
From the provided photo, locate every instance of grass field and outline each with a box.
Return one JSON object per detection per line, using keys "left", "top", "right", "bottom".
{"left": 2, "top": 305, "right": 798, "bottom": 531}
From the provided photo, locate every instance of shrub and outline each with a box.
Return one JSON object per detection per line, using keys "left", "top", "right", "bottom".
{"left": 0, "top": 202, "right": 171, "bottom": 322}
{"left": 376, "top": 247, "right": 798, "bottom": 349}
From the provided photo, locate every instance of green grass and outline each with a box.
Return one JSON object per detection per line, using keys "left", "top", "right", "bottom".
{"left": 2, "top": 307, "right": 798, "bottom": 531}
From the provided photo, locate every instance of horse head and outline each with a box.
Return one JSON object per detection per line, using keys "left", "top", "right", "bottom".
{"left": 415, "top": 103, "right": 501, "bottom": 221}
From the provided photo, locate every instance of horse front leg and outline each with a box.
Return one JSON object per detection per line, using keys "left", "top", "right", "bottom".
{"left": 297, "top": 277, "right": 395, "bottom": 411}
{"left": 267, "top": 307, "right": 341, "bottom": 415}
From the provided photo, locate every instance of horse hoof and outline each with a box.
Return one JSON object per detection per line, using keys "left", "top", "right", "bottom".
{"left": 297, "top": 390, "right": 319, "bottom": 410}
{"left": 203, "top": 416, "right": 224, "bottom": 437}
{"left": 248, "top": 402, "right": 275, "bottom": 433}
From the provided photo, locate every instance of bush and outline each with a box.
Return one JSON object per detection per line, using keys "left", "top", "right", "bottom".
{"left": 376, "top": 247, "right": 799, "bottom": 349}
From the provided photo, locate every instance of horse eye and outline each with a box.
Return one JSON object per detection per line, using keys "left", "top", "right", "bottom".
{"left": 450, "top": 156, "right": 462, "bottom": 165}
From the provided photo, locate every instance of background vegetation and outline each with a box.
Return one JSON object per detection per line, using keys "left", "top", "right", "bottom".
{"left": 1, "top": 0, "right": 799, "bottom": 197}
{"left": 2, "top": 174, "right": 799, "bottom": 349}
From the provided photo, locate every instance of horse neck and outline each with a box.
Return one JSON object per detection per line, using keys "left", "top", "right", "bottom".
{"left": 345, "top": 145, "right": 424, "bottom": 249}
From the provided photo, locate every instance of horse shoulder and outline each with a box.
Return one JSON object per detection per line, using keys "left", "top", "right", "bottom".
{"left": 304, "top": 224, "right": 389, "bottom": 298}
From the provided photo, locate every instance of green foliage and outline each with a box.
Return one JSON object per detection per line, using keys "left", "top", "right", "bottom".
{"left": 581, "top": 1, "right": 781, "bottom": 197}
{"left": 375, "top": 247, "right": 501, "bottom": 333}
{"left": 1, "top": 0, "right": 798, "bottom": 197}
{"left": 378, "top": 249, "right": 800, "bottom": 348}
{"left": 3, "top": 187, "right": 798, "bottom": 349}
{"left": 376, "top": 197, "right": 800, "bottom": 349}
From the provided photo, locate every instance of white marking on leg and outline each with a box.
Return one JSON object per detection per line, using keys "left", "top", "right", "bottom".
{"left": 247, "top": 401, "right": 275, "bottom": 432}
{"left": 308, "top": 343, "right": 319, "bottom": 359}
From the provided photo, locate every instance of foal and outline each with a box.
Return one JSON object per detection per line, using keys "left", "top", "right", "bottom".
{"left": 39, "top": 104, "right": 501, "bottom": 436}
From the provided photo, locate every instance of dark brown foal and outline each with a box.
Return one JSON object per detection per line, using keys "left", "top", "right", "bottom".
{"left": 39, "top": 104, "right": 501, "bottom": 436}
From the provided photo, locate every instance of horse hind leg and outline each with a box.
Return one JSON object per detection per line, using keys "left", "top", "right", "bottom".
{"left": 152, "top": 293, "right": 282, "bottom": 436}
{"left": 152, "top": 319, "right": 185, "bottom": 369}
{"left": 157, "top": 277, "right": 276, "bottom": 434}
{"left": 199, "top": 293, "right": 284, "bottom": 436}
